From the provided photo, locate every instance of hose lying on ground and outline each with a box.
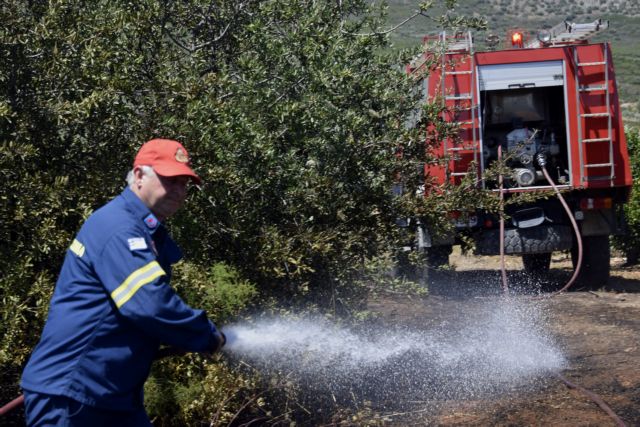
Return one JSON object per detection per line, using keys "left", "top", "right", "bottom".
{"left": 497, "top": 153, "right": 626, "bottom": 426}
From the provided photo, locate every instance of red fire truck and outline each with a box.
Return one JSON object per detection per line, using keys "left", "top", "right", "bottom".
{"left": 408, "top": 19, "right": 632, "bottom": 288}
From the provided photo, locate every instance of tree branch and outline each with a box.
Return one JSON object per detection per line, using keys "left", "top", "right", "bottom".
{"left": 337, "top": 0, "right": 437, "bottom": 37}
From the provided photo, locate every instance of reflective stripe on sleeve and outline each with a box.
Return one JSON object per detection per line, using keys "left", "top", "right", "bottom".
{"left": 111, "top": 261, "right": 166, "bottom": 308}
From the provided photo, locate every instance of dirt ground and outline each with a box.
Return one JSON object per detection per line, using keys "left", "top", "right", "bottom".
{"left": 367, "top": 247, "right": 640, "bottom": 426}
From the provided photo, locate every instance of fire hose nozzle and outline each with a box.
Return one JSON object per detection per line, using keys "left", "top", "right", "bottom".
{"left": 536, "top": 152, "right": 547, "bottom": 167}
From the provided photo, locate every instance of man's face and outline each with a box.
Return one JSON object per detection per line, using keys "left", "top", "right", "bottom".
{"left": 134, "top": 167, "right": 190, "bottom": 220}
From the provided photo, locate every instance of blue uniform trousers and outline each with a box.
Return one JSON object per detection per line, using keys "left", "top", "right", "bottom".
{"left": 23, "top": 391, "right": 152, "bottom": 427}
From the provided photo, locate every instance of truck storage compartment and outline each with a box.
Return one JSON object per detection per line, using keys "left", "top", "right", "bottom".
{"left": 480, "top": 85, "right": 569, "bottom": 189}
{"left": 478, "top": 60, "right": 570, "bottom": 189}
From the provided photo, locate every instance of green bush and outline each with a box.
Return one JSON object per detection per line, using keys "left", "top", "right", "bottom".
{"left": 0, "top": 0, "right": 483, "bottom": 424}
{"left": 613, "top": 127, "right": 640, "bottom": 262}
{"left": 145, "top": 262, "right": 259, "bottom": 426}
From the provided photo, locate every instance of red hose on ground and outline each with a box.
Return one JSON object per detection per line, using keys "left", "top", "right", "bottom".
{"left": 498, "top": 159, "right": 625, "bottom": 426}
{"left": 555, "top": 373, "right": 627, "bottom": 427}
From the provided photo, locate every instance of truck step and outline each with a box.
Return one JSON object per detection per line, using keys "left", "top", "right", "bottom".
{"left": 582, "top": 137, "right": 611, "bottom": 143}
{"left": 447, "top": 146, "right": 477, "bottom": 152}
{"left": 578, "top": 61, "right": 606, "bottom": 67}
{"left": 445, "top": 94, "right": 473, "bottom": 100}
{"left": 584, "top": 175, "right": 614, "bottom": 181}
{"left": 454, "top": 105, "right": 478, "bottom": 111}
{"left": 447, "top": 70, "right": 473, "bottom": 75}
{"left": 445, "top": 49, "right": 471, "bottom": 55}
{"left": 585, "top": 163, "right": 612, "bottom": 168}
{"left": 579, "top": 85, "right": 607, "bottom": 92}
{"left": 581, "top": 112, "right": 610, "bottom": 118}
{"left": 450, "top": 172, "right": 470, "bottom": 177}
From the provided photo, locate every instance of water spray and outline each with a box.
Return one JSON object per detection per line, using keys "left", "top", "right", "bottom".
{"left": 219, "top": 310, "right": 566, "bottom": 407}
{"left": 1, "top": 164, "right": 622, "bottom": 424}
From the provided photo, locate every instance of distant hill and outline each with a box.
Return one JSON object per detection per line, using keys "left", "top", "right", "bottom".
{"left": 386, "top": 0, "right": 640, "bottom": 127}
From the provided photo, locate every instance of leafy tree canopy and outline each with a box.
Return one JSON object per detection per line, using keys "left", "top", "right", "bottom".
{"left": 1, "top": 0, "right": 485, "bottom": 422}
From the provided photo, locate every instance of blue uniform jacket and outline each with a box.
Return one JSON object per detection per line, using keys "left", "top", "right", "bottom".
{"left": 21, "top": 187, "right": 221, "bottom": 410}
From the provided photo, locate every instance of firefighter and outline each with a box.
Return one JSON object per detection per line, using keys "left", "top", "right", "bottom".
{"left": 20, "top": 139, "right": 225, "bottom": 426}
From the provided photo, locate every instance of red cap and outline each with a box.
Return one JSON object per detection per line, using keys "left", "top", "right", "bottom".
{"left": 134, "top": 139, "right": 201, "bottom": 185}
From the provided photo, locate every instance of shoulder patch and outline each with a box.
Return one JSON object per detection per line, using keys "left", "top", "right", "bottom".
{"left": 128, "top": 237, "right": 148, "bottom": 251}
{"left": 70, "top": 239, "right": 85, "bottom": 257}
{"left": 144, "top": 214, "right": 159, "bottom": 229}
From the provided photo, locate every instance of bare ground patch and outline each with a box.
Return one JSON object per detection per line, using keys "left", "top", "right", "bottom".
{"left": 366, "top": 248, "right": 640, "bottom": 426}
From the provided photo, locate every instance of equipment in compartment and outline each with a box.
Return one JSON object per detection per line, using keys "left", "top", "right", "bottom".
{"left": 481, "top": 86, "right": 569, "bottom": 188}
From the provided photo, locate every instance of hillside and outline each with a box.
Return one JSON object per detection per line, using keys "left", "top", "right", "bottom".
{"left": 386, "top": 0, "right": 640, "bottom": 127}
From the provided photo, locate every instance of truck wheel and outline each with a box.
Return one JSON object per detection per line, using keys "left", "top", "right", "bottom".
{"left": 571, "top": 235, "right": 610, "bottom": 289}
{"left": 522, "top": 253, "right": 551, "bottom": 275}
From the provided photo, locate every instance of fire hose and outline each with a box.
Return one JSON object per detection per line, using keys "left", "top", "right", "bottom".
{"left": 0, "top": 346, "right": 206, "bottom": 417}
{"left": 0, "top": 395, "right": 23, "bottom": 417}
{"left": 498, "top": 149, "right": 626, "bottom": 427}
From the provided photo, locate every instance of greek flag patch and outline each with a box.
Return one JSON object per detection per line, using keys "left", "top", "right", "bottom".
{"left": 69, "top": 239, "right": 85, "bottom": 257}
{"left": 128, "top": 237, "right": 147, "bottom": 251}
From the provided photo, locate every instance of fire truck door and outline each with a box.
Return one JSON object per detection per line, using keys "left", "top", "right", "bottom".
{"left": 478, "top": 61, "right": 564, "bottom": 91}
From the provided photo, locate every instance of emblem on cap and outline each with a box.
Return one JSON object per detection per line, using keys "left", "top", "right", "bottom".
{"left": 175, "top": 148, "right": 189, "bottom": 163}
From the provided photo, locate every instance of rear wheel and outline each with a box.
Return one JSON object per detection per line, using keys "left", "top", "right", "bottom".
{"left": 522, "top": 253, "right": 551, "bottom": 275}
{"left": 571, "top": 235, "right": 610, "bottom": 289}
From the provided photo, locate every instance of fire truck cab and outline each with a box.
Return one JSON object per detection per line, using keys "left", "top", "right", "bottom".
{"left": 409, "top": 20, "right": 632, "bottom": 288}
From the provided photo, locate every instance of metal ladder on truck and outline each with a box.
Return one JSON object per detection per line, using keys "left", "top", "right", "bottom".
{"left": 573, "top": 41, "right": 615, "bottom": 186}
{"left": 526, "top": 19, "right": 609, "bottom": 48}
{"left": 439, "top": 31, "right": 479, "bottom": 185}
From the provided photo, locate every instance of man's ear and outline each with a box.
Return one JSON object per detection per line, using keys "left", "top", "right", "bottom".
{"left": 133, "top": 166, "right": 146, "bottom": 187}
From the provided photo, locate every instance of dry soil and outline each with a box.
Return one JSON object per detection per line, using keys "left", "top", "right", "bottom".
{"left": 367, "top": 248, "right": 640, "bottom": 426}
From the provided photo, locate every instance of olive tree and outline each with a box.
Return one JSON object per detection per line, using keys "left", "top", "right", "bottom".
{"left": 1, "top": 0, "right": 481, "bottom": 424}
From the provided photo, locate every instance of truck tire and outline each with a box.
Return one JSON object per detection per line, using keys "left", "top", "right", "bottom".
{"left": 522, "top": 253, "right": 551, "bottom": 274}
{"left": 476, "top": 225, "right": 572, "bottom": 255}
{"left": 571, "top": 235, "right": 610, "bottom": 289}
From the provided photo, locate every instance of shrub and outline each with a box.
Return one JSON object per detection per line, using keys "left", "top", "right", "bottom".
{"left": 613, "top": 127, "right": 640, "bottom": 262}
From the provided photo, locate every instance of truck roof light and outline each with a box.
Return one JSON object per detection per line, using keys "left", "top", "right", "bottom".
{"left": 537, "top": 30, "right": 551, "bottom": 44}
{"left": 511, "top": 31, "right": 524, "bottom": 48}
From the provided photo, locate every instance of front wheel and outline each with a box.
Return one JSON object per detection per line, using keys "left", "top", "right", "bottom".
{"left": 571, "top": 235, "right": 610, "bottom": 289}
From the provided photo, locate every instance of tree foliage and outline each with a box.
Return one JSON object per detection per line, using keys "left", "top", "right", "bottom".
{"left": 1, "top": 0, "right": 483, "bottom": 424}
{"left": 613, "top": 127, "right": 640, "bottom": 261}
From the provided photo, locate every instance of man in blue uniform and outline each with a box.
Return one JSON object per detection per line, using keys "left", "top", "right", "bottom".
{"left": 21, "top": 139, "right": 225, "bottom": 426}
